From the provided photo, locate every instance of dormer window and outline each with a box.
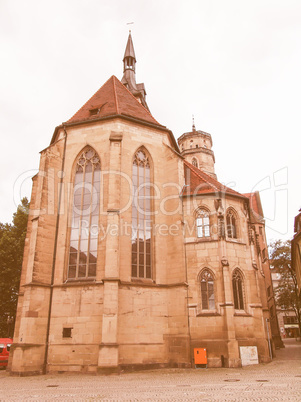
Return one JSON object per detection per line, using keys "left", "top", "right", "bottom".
{"left": 89, "top": 108, "right": 99, "bottom": 116}
{"left": 89, "top": 103, "right": 106, "bottom": 116}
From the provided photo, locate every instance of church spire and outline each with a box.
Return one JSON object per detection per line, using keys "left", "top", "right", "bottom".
{"left": 123, "top": 30, "right": 136, "bottom": 73}
{"left": 121, "top": 31, "right": 149, "bottom": 111}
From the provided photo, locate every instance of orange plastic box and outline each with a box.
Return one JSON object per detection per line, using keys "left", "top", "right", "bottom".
{"left": 194, "top": 348, "right": 207, "bottom": 367}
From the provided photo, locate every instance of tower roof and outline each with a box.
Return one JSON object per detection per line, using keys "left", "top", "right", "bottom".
{"left": 66, "top": 75, "right": 161, "bottom": 127}
{"left": 123, "top": 31, "right": 136, "bottom": 61}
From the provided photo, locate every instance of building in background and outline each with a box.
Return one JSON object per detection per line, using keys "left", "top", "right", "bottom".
{"left": 8, "top": 33, "right": 278, "bottom": 375}
{"left": 271, "top": 270, "right": 300, "bottom": 339}
{"left": 292, "top": 209, "right": 301, "bottom": 300}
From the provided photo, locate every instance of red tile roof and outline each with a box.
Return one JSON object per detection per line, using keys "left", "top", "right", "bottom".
{"left": 66, "top": 75, "right": 162, "bottom": 127}
{"left": 183, "top": 161, "right": 247, "bottom": 198}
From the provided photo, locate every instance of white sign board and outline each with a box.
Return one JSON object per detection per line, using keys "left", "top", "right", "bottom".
{"left": 239, "top": 346, "right": 259, "bottom": 366}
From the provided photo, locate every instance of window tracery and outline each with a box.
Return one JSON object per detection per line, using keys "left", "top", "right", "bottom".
{"left": 226, "top": 209, "right": 237, "bottom": 239}
{"left": 232, "top": 269, "right": 245, "bottom": 310}
{"left": 200, "top": 269, "right": 215, "bottom": 310}
{"left": 196, "top": 209, "right": 210, "bottom": 238}
{"left": 192, "top": 158, "right": 198, "bottom": 168}
{"left": 131, "top": 149, "right": 152, "bottom": 279}
{"left": 68, "top": 147, "right": 100, "bottom": 279}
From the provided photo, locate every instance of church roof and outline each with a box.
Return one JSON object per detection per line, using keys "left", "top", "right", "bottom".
{"left": 183, "top": 161, "right": 248, "bottom": 198}
{"left": 66, "top": 75, "right": 162, "bottom": 127}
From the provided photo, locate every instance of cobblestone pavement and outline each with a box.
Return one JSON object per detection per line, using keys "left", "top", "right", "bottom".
{"left": 1, "top": 339, "right": 301, "bottom": 401}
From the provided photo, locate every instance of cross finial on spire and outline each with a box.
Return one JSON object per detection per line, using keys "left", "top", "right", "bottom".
{"left": 192, "top": 115, "right": 196, "bottom": 132}
{"left": 127, "top": 22, "right": 134, "bottom": 34}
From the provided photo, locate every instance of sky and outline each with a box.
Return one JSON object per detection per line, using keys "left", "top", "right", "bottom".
{"left": 0, "top": 0, "right": 300, "bottom": 243}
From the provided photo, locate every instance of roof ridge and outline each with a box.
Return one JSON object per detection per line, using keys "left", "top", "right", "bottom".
{"left": 184, "top": 160, "right": 219, "bottom": 192}
{"left": 112, "top": 76, "right": 120, "bottom": 115}
{"left": 114, "top": 75, "right": 162, "bottom": 126}
{"left": 184, "top": 160, "right": 246, "bottom": 198}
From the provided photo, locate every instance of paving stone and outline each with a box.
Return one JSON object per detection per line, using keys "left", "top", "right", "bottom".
{"left": 1, "top": 339, "right": 301, "bottom": 401}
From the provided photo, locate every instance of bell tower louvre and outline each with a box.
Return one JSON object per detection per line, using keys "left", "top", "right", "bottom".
{"left": 7, "top": 33, "right": 279, "bottom": 375}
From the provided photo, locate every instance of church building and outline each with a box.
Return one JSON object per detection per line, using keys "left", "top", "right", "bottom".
{"left": 8, "top": 33, "right": 279, "bottom": 375}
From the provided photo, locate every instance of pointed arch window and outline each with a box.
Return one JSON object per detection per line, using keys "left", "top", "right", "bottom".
{"left": 226, "top": 209, "right": 237, "bottom": 239}
{"left": 68, "top": 148, "right": 100, "bottom": 279}
{"left": 200, "top": 269, "right": 215, "bottom": 310}
{"left": 192, "top": 158, "right": 198, "bottom": 168}
{"left": 196, "top": 209, "right": 210, "bottom": 238}
{"left": 132, "top": 149, "right": 152, "bottom": 279}
{"left": 232, "top": 269, "right": 244, "bottom": 310}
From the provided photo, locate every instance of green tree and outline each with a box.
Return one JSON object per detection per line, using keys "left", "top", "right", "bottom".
{"left": 269, "top": 239, "right": 301, "bottom": 336}
{"left": 0, "top": 198, "right": 29, "bottom": 337}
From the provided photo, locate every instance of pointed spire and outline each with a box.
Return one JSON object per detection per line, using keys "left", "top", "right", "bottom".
{"left": 123, "top": 30, "right": 136, "bottom": 68}
{"left": 121, "top": 32, "right": 149, "bottom": 111}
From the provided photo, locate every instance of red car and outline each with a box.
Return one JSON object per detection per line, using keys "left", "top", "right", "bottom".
{"left": 0, "top": 338, "right": 13, "bottom": 368}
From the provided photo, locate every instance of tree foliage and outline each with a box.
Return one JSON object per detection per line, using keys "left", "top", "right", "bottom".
{"left": 269, "top": 239, "right": 301, "bottom": 335}
{"left": 0, "top": 198, "right": 29, "bottom": 337}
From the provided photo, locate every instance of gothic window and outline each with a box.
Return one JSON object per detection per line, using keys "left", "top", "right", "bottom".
{"left": 196, "top": 209, "right": 210, "bottom": 238}
{"left": 226, "top": 209, "right": 237, "bottom": 239}
{"left": 132, "top": 149, "right": 152, "bottom": 279}
{"left": 232, "top": 269, "right": 244, "bottom": 310}
{"left": 200, "top": 269, "right": 215, "bottom": 310}
{"left": 192, "top": 158, "right": 198, "bottom": 168}
{"left": 68, "top": 147, "right": 100, "bottom": 279}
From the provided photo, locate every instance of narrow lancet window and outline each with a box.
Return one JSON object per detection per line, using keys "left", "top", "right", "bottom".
{"left": 131, "top": 149, "right": 152, "bottom": 279}
{"left": 200, "top": 269, "right": 215, "bottom": 310}
{"left": 232, "top": 269, "right": 244, "bottom": 310}
{"left": 68, "top": 148, "right": 100, "bottom": 279}
{"left": 226, "top": 210, "right": 237, "bottom": 239}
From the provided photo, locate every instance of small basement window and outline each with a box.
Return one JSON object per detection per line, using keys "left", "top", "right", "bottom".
{"left": 63, "top": 327, "right": 72, "bottom": 338}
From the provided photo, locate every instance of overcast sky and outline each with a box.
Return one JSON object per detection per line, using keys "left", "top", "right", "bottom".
{"left": 0, "top": 0, "right": 300, "bottom": 243}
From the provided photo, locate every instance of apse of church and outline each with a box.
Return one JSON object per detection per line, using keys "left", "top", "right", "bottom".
{"left": 8, "top": 33, "right": 279, "bottom": 375}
